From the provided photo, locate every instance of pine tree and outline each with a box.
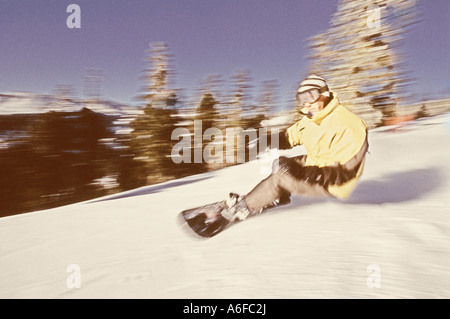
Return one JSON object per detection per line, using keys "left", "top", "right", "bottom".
{"left": 307, "top": 0, "right": 418, "bottom": 127}
{"left": 126, "top": 42, "right": 182, "bottom": 185}
{"left": 197, "top": 92, "right": 218, "bottom": 133}
{"left": 129, "top": 105, "right": 179, "bottom": 181}
{"left": 227, "top": 70, "right": 253, "bottom": 127}
{"left": 196, "top": 91, "right": 220, "bottom": 168}
{"left": 258, "top": 79, "right": 279, "bottom": 119}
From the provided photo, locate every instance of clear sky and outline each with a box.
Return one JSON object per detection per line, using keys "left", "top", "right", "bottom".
{"left": 0, "top": 0, "right": 449, "bottom": 108}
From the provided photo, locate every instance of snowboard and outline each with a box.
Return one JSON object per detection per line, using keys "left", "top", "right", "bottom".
{"left": 179, "top": 194, "right": 289, "bottom": 238}
{"left": 179, "top": 200, "right": 238, "bottom": 238}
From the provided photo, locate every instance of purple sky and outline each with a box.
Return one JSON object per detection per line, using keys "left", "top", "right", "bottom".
{"left": 1, "top": 0, "right": 449, "bottom": 108}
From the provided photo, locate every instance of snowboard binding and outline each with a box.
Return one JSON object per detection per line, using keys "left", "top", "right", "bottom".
{"left": 180, "top": 193, "right": 252, "bottom": 238}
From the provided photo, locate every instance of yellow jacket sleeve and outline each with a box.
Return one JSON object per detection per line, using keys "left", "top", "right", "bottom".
{"left": 286, "top": 117, "right": 307, "bottom": 147}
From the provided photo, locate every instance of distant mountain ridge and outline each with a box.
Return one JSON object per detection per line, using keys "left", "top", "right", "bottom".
{"left": 0, "top": 91, "right": 140, "bottom": 116}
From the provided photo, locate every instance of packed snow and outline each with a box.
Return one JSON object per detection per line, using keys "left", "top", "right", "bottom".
{"left": 0, "top": 114, "right": 449, "bottom": 298}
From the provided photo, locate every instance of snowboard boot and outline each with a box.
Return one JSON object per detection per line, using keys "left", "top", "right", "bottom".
{"left": 270, "top": 191, "right": 291, "bottom": 208}
{"left": 221, "top": 193, "right": 253, "bottom": 222}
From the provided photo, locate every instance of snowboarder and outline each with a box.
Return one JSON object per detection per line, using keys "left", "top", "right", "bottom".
{"left": 181, "top": 74, "right": 369, "bottom": 237}
{"left": 223, "top": 74, "right": 369, "bottom": 221}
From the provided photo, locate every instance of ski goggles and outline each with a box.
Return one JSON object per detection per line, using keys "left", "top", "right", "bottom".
{"left": 296, "top": 89, "right": 321, "bottom": 107}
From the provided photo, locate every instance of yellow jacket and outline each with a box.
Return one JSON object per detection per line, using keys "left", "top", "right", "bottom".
{"left": 286, "top": 93, "right": 368, "bottom": 199}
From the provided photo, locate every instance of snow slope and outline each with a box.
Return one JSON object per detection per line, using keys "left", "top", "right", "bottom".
{"left": 1, "top": 114, "right": 450, "bottom": 298}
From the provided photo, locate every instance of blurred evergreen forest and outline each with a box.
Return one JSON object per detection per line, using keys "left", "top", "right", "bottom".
{"left": 0, "top": 43, "right": 282, "bottom": 217}
{"left": 0, "top": 0, "right": 439, "bottom": 217}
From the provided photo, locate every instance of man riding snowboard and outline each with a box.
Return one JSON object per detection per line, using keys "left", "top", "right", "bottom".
{"left": 222, "top": 74, "right": 369, "bottom": 222}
